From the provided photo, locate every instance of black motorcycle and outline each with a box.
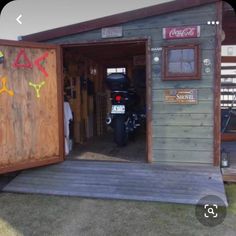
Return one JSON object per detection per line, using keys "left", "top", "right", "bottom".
{"left": 105, "top": 73, "right": 145, "bottom": 146}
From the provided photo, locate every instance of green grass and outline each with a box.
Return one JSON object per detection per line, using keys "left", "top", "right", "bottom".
{"left": 225, "top": 183, "right": 236, "bottom": 213}
{"left": 0, "top": 184, "right": 235, "bottom": 236}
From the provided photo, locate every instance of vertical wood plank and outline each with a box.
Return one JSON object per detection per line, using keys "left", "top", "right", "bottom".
{"left": 146, "top": 38, "right": 153, "bottom": 163}
{"left": 56, "top": 46, "right": 65, "bottom": 161}
{"left": 214, "top": 1, "right": 222, "bottom": 166}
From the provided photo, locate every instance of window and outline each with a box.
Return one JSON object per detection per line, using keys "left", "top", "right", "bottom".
{"left": 163, "top": 44, "right": 200, "bottom": 81}
{"left": 107, "top": 67, "right": 126, "bottom": 75}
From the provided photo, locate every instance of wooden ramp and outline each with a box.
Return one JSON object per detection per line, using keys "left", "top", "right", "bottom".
{"left": 3, "top": 160, "right": 228, "bottom": 206}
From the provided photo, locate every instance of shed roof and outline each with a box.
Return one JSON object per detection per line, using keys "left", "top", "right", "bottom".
{"left": 22, "top": 0, "right": 220, "bottom": 42}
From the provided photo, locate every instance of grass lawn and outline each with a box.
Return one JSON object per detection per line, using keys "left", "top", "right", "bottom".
{"left": 0, "top": 184, "right": 235, "bottom": 236}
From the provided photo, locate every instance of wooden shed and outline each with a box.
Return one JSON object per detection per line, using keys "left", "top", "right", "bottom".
{"left": 0, "top": 0, "right": 235, "bottom": 174}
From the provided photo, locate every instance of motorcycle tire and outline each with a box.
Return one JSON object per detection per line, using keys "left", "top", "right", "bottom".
{"left": 114, "top": 116, "right": 128, "bottom": 146}
{"left": 129, "top": 130, "right": 136, "bottom": 142}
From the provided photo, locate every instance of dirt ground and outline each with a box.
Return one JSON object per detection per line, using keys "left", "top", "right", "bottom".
{"left": 67, "top": 131, "right": 146, "bottom": 162}
{"left": 0, "top": 184, "right": 235, "bottom": 236}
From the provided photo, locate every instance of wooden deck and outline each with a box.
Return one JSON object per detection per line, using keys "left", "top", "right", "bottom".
{"left": 3, "top": 160, "right": 228, "bottom": 206}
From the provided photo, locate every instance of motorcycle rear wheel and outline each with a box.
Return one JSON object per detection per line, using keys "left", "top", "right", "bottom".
{"left": 114, "top": 116, "right": 128, "bottom": 146}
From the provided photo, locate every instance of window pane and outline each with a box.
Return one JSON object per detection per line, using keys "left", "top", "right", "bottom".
{"left": 168, "top": 62, "right": 182, "bottom": 73}
{"left": 182, "top": 49, "right": 194, "bottom": 61}
{"left": 182, "top": 62, "right": 195, "bottom": 73}
{"left": 168, "top": 49, "right": 182, "bottom": 62}
{"left": 164, "top": 45, "right": 199, "bottom": 80}
{"left": 168, "top": 48, "right": 195, "bottom": 74}
{"left": 107, "top": 67, "right": 126, "bottom": 75}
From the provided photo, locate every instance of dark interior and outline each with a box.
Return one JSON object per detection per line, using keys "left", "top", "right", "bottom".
{"left": 62, "top": 41, "right": 147, "bottom": 162}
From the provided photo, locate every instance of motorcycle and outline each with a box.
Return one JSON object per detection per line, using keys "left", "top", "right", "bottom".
{"left": 105, "top": 73, "right": 145, "bottom": 146}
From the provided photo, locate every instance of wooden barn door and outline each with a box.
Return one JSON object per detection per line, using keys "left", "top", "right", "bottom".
{"left": 0, "top": 40, "right": 64, "bottom": 174}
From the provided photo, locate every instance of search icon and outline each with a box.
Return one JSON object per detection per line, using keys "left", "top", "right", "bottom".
{"left": 196, "top": 195, "right": 227, "bottom": 227}
{"left": 208, "top": 207, "right": 215, "bottom": 215}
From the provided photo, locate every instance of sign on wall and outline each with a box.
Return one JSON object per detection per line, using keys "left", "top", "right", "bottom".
{"left": 164, "top": 89, "right": 198, "bottom": 104}
{"left": 163, "top": 26, "right": 200, "bottom": 39}
{"left": 101, "top": 26, "right": 123, "bottom": 38}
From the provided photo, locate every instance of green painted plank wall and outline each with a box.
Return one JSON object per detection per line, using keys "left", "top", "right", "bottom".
{"left": 48, "top": 3, "right": 217, "bottom": 164}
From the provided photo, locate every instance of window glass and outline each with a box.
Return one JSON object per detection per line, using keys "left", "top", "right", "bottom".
{"left": 107, "top": 67, "right": 126, "bottom": 75}
{"left": 163, "top": 45, "right": 199, "bottom": 80}
{"left": 168, "top": 48, "right": 195, "bottom": 74}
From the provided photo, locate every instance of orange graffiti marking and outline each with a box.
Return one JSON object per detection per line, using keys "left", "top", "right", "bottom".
{"left": 0, "top": 77, "right": 14, "bottom": 96}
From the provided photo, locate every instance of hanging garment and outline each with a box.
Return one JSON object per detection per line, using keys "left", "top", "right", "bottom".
{"left": 64, "top": 101, "right": 73, "bottom": 155}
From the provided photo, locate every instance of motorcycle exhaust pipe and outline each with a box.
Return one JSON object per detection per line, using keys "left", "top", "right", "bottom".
{"left": 106, "top": 116, "right": 112, "bottom": 125}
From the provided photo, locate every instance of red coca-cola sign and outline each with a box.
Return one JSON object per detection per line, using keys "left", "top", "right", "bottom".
{"left": 163, "top": 26, "right": 200, "bottom": 39}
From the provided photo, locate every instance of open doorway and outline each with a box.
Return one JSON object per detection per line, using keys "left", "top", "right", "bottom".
{"left": 62, "top": 40, "right": 148, "bottom": 163}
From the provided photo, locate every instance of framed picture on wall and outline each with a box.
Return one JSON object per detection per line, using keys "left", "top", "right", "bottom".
{"left": 162, "top": 44, "right": 200, "bottom": 81}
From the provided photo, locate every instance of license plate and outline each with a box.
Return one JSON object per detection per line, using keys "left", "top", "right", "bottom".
{"left": 111, "top": 105, "right": 125, "bottom": 114}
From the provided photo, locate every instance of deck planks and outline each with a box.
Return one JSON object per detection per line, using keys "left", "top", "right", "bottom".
{"left": 3, "top": 160, "right": 228, "bottom": 206}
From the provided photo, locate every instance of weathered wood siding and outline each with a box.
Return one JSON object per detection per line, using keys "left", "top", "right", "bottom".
{"left": 48, "top": 3, "right": 217, "bottom": 164}
{"left": 0, "top": 43, "right": 61, "bottom": 171}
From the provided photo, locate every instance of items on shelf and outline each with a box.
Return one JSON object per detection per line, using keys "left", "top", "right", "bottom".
{"left": 63, "top": 51, "right": 106, "bottom": 144}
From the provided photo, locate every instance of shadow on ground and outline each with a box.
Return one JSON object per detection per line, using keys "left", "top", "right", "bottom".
{"left": 68, "top": 131, "right": 146, "bottom": 162}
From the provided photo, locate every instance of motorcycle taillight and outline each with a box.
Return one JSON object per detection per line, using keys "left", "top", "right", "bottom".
{"left": 115, "top": 95, "right": 122, "bottom": 102}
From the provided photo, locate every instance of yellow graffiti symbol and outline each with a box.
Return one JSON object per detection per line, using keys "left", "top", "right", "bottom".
{"left": 29, "top": 81, "right": 45, "bottom": 98}
{"left": 0, "top": 77, "right": 14, "bottom": 96}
